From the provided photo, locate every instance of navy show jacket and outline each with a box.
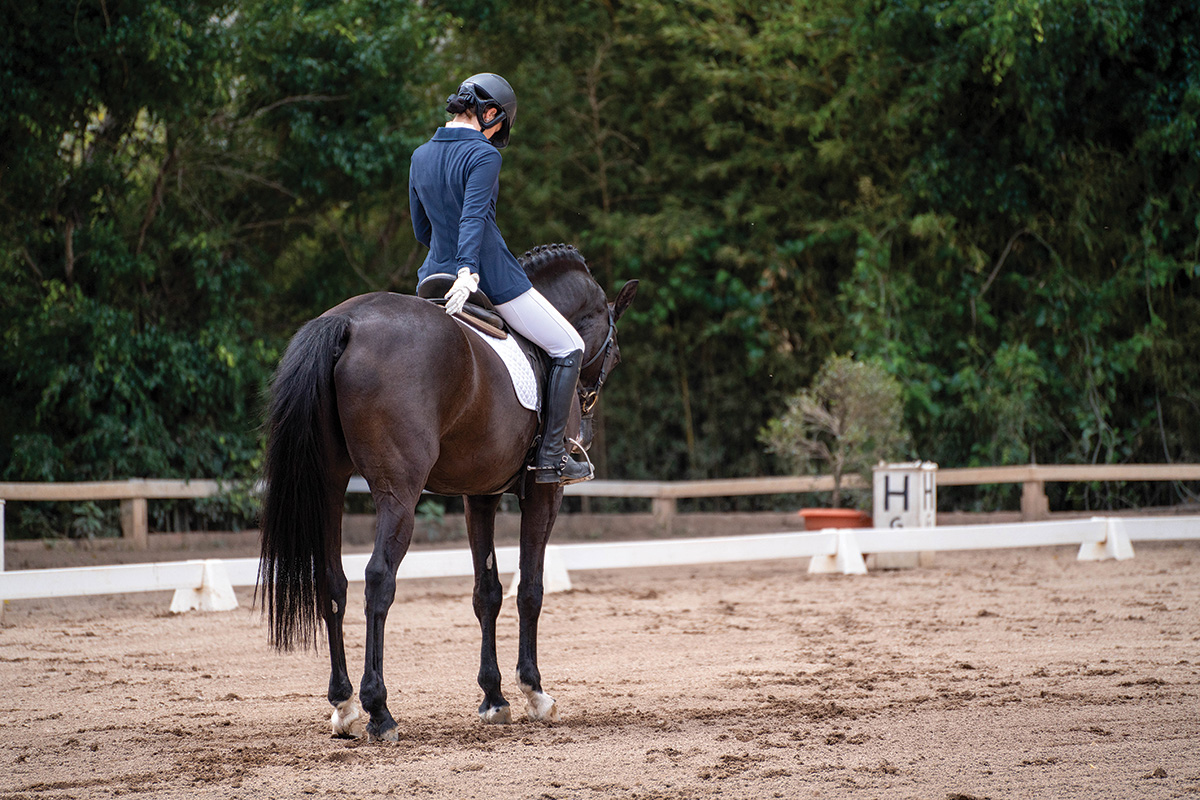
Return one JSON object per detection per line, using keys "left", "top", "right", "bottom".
{"left": 409, "top": 126, "right": 532, "bottom": 305}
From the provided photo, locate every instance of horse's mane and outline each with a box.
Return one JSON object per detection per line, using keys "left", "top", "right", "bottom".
{"left": 518, "top": 243, "right": 592, "bottom": 281}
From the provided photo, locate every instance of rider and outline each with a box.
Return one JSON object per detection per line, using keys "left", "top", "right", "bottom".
{"left": 408, "top": 73, "right": 593, "bottom": 486}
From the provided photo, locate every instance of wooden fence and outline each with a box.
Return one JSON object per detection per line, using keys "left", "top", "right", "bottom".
{"left": 2, "top": 464, "right": 1200, "bottom": 549}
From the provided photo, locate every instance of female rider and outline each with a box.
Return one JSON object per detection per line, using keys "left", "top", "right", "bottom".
{"left": 408, "top": 73, "right": 593, "bottom": 486}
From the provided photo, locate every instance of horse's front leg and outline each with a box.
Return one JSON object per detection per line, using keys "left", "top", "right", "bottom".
{"left": 515, "top": 482, "right": 565, "bottom": 722}
{"left": 359, "top": 492, "right": 416, "bottom": 741}
{"left": 465, "top": 494, "right": 510, "bottom": 724}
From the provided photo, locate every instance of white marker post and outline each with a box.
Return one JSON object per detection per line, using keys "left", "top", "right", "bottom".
{"left": 871, "top": 461, "right": 938, "bottom": 569}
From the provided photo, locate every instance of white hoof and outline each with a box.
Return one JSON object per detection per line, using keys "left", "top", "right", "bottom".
{"left": 330, "top": 699, "right": 365, "bottom": 738}
{"left": 480, "top": 705, "right": 512, "bottom": 725}
{"left": 519, "top": 682, "right": 560, "bottom": 722}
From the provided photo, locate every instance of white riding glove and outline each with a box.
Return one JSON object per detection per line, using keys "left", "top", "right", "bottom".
{"left": 443, "top": 267, "right": 480, "bottom": 316}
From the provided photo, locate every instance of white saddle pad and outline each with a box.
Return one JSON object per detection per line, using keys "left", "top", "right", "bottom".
{"left": 457, "top": 319, "right": 540, "bottom": 412}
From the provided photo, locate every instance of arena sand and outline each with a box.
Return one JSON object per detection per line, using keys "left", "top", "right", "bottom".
{"left": 1, "top": 541, "right": 1197, "bottom": 799}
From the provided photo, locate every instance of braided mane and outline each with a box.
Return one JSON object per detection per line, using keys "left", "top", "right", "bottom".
{"left": 518, "top": 243, "right": 592, "bottom": 281}
{"left": 517, "top": 243, "right": 606, "bottom": 325}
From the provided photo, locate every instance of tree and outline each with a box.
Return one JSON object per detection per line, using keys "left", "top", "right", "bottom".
{"left": 424, "top": 0, "right": 1200, "bottom": 512}
{"left": 0, "top": 0, "right": 449, "bottom": 534}
{"left": 3, "top": 0, "right": 1199, "bottom": 531}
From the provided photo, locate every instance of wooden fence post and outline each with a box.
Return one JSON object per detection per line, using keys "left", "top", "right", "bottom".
{"left": 120, "top": 496, "right": 149, "bottom": 549}
{"left": 651, "top": 497, "right": 676, "bottom": 531}
{"left": 1021, "top": 480, "right": 1050, "bottom": 520}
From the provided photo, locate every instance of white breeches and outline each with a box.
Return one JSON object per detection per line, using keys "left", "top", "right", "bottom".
{"left": 495, "top": 288, "right": 585, "bottom": 358}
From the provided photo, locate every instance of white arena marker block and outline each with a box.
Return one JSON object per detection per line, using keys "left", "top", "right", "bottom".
{"left": 505, "top": 545, "right": 573, "bottom": 598}
{"left": 1078, "top": 518, "right": 1135, "bottom": 562}
{"left": 170, "top": 559, "right": 239, "bottom": 613}
{"left": 807, "top": 531, "right": 868, "bottom": 575}
{"left": 543, "top": 546, "right": 574, "bottom": 593}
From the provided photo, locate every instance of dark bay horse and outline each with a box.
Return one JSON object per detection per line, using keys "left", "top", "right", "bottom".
{"left": 258, "top": 243, "right": 637, "bottom": 741}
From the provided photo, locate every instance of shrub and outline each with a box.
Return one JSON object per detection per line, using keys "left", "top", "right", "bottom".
{"left": 761, "top": 354, "right": 911, "bottom": 507}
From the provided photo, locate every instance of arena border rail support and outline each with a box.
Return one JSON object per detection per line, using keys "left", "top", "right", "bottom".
{"left": 806, "top": 531, "right": 867, "bottom": 575}
{"left": 505, "top": 545, "right": 573, "bottom": 598}
{"left": 1077, "top": 517, "right": 1134, "bottom": 561}
{"left": 168, "top": 559, "right": 239, "bottom": 613}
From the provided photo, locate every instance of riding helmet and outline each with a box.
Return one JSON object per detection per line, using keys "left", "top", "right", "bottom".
{"left": 448, "top": 73, "right": 517, "bottom": 149}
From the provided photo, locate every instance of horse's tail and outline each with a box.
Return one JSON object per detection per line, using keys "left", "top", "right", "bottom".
{"left": 258, "top": 314, "right": 350, "bottom": 651}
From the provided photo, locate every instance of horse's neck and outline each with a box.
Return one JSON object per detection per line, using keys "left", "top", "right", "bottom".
{"left": 533, "top": 272, "right": 602, "bottom": 328}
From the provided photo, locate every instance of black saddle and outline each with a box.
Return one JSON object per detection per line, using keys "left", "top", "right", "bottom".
{"left": 414, "top": 272, "right": 547, "bottom": 401}
{"left": 416, "top": 273, "right": 509, "bottom": 337}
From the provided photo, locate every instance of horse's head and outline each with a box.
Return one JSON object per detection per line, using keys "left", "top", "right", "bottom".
{"left": 520, "top": 244, "right": 638, "bottom": 450}
{"left": 574, "top": 274, "right": 637, "bottom": 450}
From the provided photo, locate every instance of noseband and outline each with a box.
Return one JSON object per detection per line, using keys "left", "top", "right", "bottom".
{"left": 577, "top": 310, "right": 616, "bottom": 416}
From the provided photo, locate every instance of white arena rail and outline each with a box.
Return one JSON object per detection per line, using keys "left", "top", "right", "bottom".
{"left": 0, "top": 559, "right": 240, "bottom": 613}
{"left": 1, "top": 516, "right": 1197, "bottom": 614}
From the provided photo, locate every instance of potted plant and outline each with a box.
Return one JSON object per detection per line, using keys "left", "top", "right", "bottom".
{"left": 760, "top": 353, "right": 910, "bottom": 528}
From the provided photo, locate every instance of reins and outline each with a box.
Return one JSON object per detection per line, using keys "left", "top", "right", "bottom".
{"left": 577, "top": 309, "right": 616, "bottom": 416}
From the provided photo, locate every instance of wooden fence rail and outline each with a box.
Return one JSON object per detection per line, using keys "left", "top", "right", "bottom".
{"left": 2, "top": 464, "right": 1200, "bottom": 549}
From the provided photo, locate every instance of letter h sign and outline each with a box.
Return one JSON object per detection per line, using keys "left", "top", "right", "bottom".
{"left": 872, "top": 462, "right": 937, "bottom": 529}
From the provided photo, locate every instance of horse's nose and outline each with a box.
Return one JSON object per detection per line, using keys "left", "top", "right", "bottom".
{"left": 577, "top": 416, "right": 595, "bottom": 451}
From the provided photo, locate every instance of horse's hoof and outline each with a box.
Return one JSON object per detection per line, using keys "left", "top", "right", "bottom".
{"left": 519, "top": 683, "right": 560, "bottom": 723}
{"left": 531, "top": 697, "right": 560, "bottom": 723}
{"left": 479, "top": 704, "right": 512, "bottom": 725}
{"left": 330, "top": 699, "right": 365, "bottom": 739}
{"left": 366, "top": 715, "right": 399, "bottom": 742}
{"left": 367, "top": 724, "right": 399, "bottom": 743}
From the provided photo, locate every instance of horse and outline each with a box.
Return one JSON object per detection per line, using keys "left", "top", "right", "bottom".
{"left": 257, "top": 243, "right": 638, "bottom": 741}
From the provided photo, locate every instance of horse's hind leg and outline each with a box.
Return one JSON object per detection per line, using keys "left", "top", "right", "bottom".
{"left": 465, "top": 494, "right": 510, "bottom": 724}
{"left": 515, "top": 483, "right": 565, "bottom": 722}
{"left": 324, "top": 478, "right": 362, "bottom": 737}
{"left": 359, "top": 490, "right": 418, "bottom": 741}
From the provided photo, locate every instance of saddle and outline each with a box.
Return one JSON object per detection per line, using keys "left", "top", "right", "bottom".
{"left": 415, "top": 272, "right": 548, "bottom": 406}
{"left": 416, "top": 273, "right": 509, "bottom": 339}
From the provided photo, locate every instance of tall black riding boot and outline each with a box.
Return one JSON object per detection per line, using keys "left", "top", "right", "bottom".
{"left": 534, "top": 350, "right": 594, "bottom": 485}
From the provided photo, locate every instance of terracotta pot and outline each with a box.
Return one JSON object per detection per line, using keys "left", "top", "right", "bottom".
{"left": 797, "top": 508, "right": 873, "bottom": 530}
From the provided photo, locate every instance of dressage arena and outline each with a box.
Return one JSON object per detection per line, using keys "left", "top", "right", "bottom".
{"left": 2, "top": 538, "right": 1198, "bottom": 799}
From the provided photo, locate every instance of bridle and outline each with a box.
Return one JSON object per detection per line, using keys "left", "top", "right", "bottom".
{"left": 577, "top": 308, "right": 616, "bottom": 417}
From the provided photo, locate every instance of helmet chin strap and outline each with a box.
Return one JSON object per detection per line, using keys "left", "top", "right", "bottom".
{"left": 478, "top": 105, "right": 506, "bottom": 133}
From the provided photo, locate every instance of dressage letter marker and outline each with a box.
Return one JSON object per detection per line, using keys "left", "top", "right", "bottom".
{"left": 871, "top": 462, "right": 939, "bottom": 569}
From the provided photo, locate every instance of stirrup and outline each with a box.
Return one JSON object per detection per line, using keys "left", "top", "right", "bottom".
{"left": 530, "top": 439, "right": 594, "bottom": 485}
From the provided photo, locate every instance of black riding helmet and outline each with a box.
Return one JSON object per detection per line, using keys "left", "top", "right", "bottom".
{"left": 446, "top": 73, "right": 517, "bottom": 149}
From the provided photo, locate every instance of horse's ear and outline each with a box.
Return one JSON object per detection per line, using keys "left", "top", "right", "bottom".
{"left": 611, "top": 280, "right": 638, "bottom": 322}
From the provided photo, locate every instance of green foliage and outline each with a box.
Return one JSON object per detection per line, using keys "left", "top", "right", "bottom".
{"left": 761, "top": 354, "right": 911, "bottom": 507}
{"left": 0, "top": 0, "right": 448, "bottom": 536}
{"left": 2, "top": 0, "right": 1199, "bottom": 531}
{"left": 449, "top": 0, "right": 1200, "bottom": 512}
{"left": 833, "top": 0, "right": 1200, "bottom": 485}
